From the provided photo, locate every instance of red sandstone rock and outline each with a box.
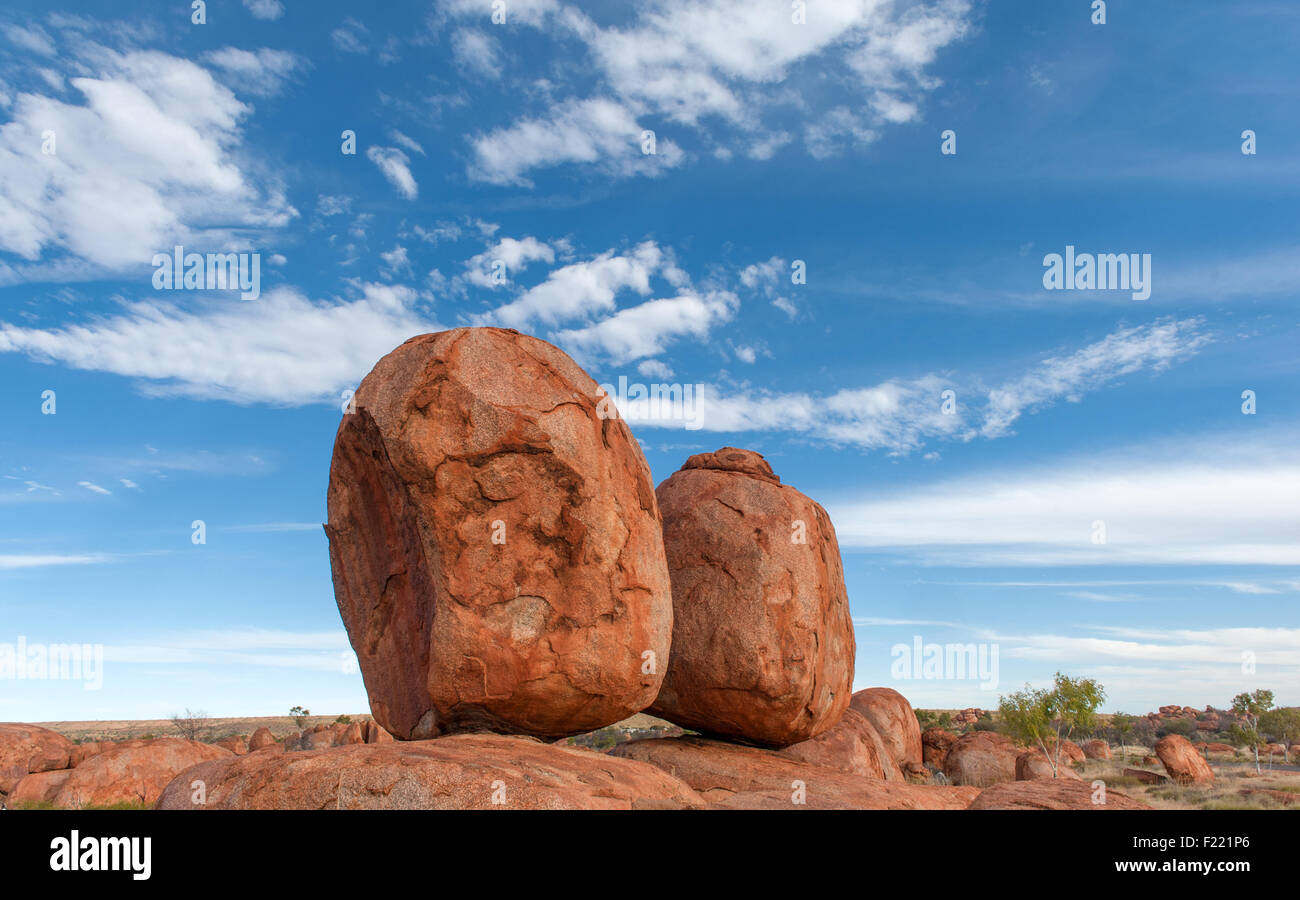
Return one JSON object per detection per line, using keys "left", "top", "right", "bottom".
{"left": 69, "top": 741, "right": 103, "bottom": 767}
{"left": 942, "top": 732, "right": 1021, "bottom": 787}
{"left": 611, "top": 735, "right": 974, "bottom": 809}
{"left": 1155, "top": 734, "right": 1215, "bottom": 784}
{"left": 922, "top": 728, "right": 959, "bottom": 769}
{"left": 649, "top": 447, "right": 854, "bottom": 747}
{"left": 326, "top": 328, "right": 672, "bottom": 740}
{"left": 779, "top": 708, "right": 898, "bottom": 779}
{"left": 1045, "top": 739, "right": 1086, "bottom": 766}
{"left": 7, "top": 769, "right": 72, "bottom": 806}
{"left": 969, "top": 779, "right": 1149, "bottom": 810}
{"left": 214, "top": 736, "right": 248, "bottom": 756}
{"left": 247, "top": 727, "right": 276, "bottom": 751}
{"left": 849, "top": 688, "right": 923, "bottom": 771}
{"left": 362, "top": 720, "right": 393, "bottom": 744}
{"left": 0, "top": 723, "right": 73, "bottom": 793}
{"left": 1083, "top": 739, "right": 1112, "bottom": 760}
{"left": 1015, "top": 749, "right": 1082, "bottom": 781}
{"left": 156, "top": 734, "right": 704, "bottom": 810}
{"left": 339, "top": 723, "right": 365, "bottom": 745}
{"left": 50, "top": 739, "right": 233, "bottom": 808}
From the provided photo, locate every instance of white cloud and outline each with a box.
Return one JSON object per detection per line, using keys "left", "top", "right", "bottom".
{"left": 462, "top": 236, "right": 555, "bottom": 288}
{"left": 0, "top": 553, "right": 113, "bottom": 569}
{"left": 469, "top": 97, "right": 684, "bottom": 186}
{"left": 637, "top": 359, "right": 674, "bottom": 379}
{"left": 479, "top": 240, "right": 664, "bottom": 328}
{"left": 824, "top": 437, "right": 1300, "bottom": 566}
{"left": 77, "top": 481, "right": 111, "bottom": 495}
{"left": 243, "top": 0, "right": 285, "bottom": 20}
{"left": 984, "top": 318, "right": 1210, "bottom": 437}
{"left": 3, "top": 24, "right": 55, "bottom": 56}
{"left": 331, "top": 18, "right": 368, "bottom": 53}
{"left": 366, "top": 146, "right": 419, "bottom": 199}
{"left": 203, "top": 47, "right": 301, "bottom": 96}
{"left": 389, "top": 129, "right": 426, "bottom": 156}
{"left": 0, "top": 283, "right": 438, "bottom": 404}
{"left": 453, "top": 0, "right": 972, "bottom": 181}
{"left": 556, "top": 290, "right": 739, "bottom": 364}
{"left": 451, "top": 28, "right": 502, "bottom": 79}
{"left": 119, "top": 478, "right": 139, "bottom": 489}
{"left": 0, "top": 47, "right": 295, "bottom": 277}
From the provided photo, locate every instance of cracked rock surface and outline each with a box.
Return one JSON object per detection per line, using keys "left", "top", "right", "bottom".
{"left": 649, "top": 447, "right": 854, "bottom": 747}
{"left": 326, "top": 328, "right": 672, "bottom": 740}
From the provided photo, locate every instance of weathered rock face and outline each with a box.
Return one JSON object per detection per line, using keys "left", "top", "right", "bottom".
{"left": 50, "top": 739, "right": 233, "bottom": 808}
{"left": 649, "top": 448, "right": 854, "bottom": 747}
{"left": 1046, "top": 739, "right": 1086, "bottom": 766}
{"left": 779, "top": 708, "right": 898, "bottom": 780}
{"left": 69, "top": 742, "right": 103, "bottom": 767}
{"left": 156, "top": 734, "right": 705, "bottom": 810}
{"left": 922, "top": 729, "right": 959, "bottom": 769}
{"left": 326, "top": 328, "right": 673, "bottom": 741}
{"left": 969, "top": 780, "right": 1149, "bottom": 810}
{"left": 942, "top": 732, "right": 1021, "bottom": 787}
{"left": 1015, "top": 750, "right": 1082, "bottom": 781}
{"left": 1155, "top": 734, "right": 1215, "bottom": 784}
{"left": 6, "top": 770, "right": 72, "bottom": 807}
{"left": 849, "top": 688, "right": 923, "bottom": 771}
{"left": 1083, "top": 739, "right": 1112, "bottom": 760}
{"left": 0, "top": 723, "right": 73, "bottom": 793}
{"left": 611, "top": 736, "right": 976, "bottom": 809}
{"left": 247, "top": 727, "right": 277, "bottom": 751}
{"left": 362, "top": 720, "right": 393, "bottom": 744}
{"left": 214, "top": 737, "right": 249, "bottom": 756}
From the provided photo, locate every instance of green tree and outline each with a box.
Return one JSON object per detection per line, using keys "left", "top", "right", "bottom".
{"left": 1229, "top": 689, "right": 1274, "bottom": 774}
{"left": 1110, "top": 712, "right": 1136, "bottom": 761}
{"left": 1259, "top": 706, "right": 1300, "bottom": 764}
{"left": 999, "top": 673, "right": 1106, "bottom": 777}
{"left": 289, "top": 705, "right": 311, "bottom": 728}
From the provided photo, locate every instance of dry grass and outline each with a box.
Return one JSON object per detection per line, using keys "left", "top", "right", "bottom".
{"left": 1074, "top": 756, "right": 1300, "bottom": 810}
{"left": 35, "top": 714, "right": 370, "bottom": 743}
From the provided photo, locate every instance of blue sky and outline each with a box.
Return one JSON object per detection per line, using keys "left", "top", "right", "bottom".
{"left": 1, "top": 0, "right": 1297, "bottom": 722}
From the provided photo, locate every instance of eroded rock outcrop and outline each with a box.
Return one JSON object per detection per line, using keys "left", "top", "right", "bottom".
{"left": 156, "top": 734, "right": 704, "bottom": 810}
{"left": 326, "top": 328, "right": 673, "bottom": 740}
{"left": 0, "top": 723, "right": 73, "bottom": 794}
{"left": 611, "top": 735, "right": 975, "bottom": 809}
{"left": 50, "top": 739, "right": 233, "bottom": 808}
{"left": 649, "top": 448, "right": 854, "bottom": 747}
{"left": 1155, "top": 734, "right": 1215, "bottom": 785}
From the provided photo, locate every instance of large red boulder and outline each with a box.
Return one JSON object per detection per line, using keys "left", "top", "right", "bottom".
{"left": 1155, "top": 734, "right": 1215, "bottom": 784}
{"left": 156, "top": 734, "right": 704, "bottom": 810}
{"left": 849, "top": 688, "right": 923, "bottom": 772}
{"left": 922, "top": 728, "right": 959, "bottom": 769}
{"left": 611, "top": 735, "right": 975, "bottom": 809}
{"left": 649, "top": 448, "right": 854, "bottom": 747}
{"left": 6, "top": 770, "right": 72, "bottom": 807}
{"left": 942, "top": 732, "right": 1021, "bottom": 787}
{"left": 0, "top": 723, "right": 73, "bottom": 793}
{"left": 1015, "top": 749, "right": 1082, "bottom": 781}
{"left": 247, "top": 727, "right": 277, "bottom": 751}
{"left": 362, "top": 720, "right": 393, "bottom": 744}
{"left": 1083, "top": 739, "right": 1113, "bottom": 760}
{"left": 49, "top": 739, "right": 233, "bottom": 808}
{"left": 780, "top": 708, "right": 900, "bottom": 780}
{"left": 326, "top": 328, "right": 672, "bottom": 741}
{"left": 69, "top": 742, "right": 104, "bottom": 767}
{"left": 969, "top": 779, "right": 1149, "bottom": 810}
{"left": 213, "top": 736, "right": 248, "bottom": 756}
